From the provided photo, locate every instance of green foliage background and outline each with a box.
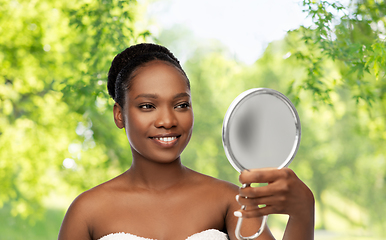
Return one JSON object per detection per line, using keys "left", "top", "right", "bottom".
{"left": 1, "top": 0, "right": 386, "bottom": 239}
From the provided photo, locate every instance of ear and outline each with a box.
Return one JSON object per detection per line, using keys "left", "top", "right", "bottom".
{"left": 113, "top": 103, "right": 125, "bottom": 129}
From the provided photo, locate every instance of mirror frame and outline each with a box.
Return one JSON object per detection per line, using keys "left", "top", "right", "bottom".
{"left": 222, "top": 88, "right": 301, "bottom": 172}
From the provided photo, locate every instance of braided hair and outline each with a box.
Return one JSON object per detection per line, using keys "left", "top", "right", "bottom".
{"left": 107, "top": 43, "right": 190, "bottom": 107}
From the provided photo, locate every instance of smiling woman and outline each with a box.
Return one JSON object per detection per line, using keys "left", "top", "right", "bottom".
{"left": 58, "top": 43, "right": 315, "bottom": 240}
{"left": 114, "top": 60, "right": 194, "bottom": 164}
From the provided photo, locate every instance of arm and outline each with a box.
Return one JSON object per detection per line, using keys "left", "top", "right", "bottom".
{"left": 236, "top": 168, "right": 315, "bottom": 240}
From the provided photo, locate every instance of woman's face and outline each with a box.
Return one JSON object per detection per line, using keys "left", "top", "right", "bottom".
{"left": 114, "top": 60, "right": 194, "bottom": 164}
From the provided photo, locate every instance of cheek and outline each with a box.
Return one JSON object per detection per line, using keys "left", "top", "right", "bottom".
{"left": 125, "top": 112, "right": 152, "bottom": 140}
{"left": 183, "top": 111, "right": 194, "bottom": 132}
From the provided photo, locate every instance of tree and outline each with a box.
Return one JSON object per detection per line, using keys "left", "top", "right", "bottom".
{"left": 0, "top": 0, "right": 149, "bottom": 218}
{"left": 291, "top": 0, "right": 386, "bottom": 105}
{"left": 287, "top": 0, "right": 386, "bottom": 235}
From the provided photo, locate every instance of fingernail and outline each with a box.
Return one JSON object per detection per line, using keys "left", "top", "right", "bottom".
{"left": 234, "top": 211, "right": 242, "bottom": 217}
{"left": 235, "top": 195, "right": 239, "bottom": 201}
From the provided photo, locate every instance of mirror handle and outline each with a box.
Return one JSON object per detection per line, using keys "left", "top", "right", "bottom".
{"left": 235, "top": 183, "right": 268, "bottom": 240}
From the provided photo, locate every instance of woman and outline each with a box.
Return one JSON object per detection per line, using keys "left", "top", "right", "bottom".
{"left": 58, "top": 43, "right": 314, "bottom": 240}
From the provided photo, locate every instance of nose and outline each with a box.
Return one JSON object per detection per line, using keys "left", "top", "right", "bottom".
{"left": 154, "top": 107, "right": 177, "bottom": 129}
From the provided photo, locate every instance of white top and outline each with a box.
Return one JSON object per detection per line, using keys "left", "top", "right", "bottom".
{"left": 98, "top": 229, "right": 228, "bottom": 240}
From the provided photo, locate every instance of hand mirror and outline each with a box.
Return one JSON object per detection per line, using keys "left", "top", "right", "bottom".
{"left": 222, "top": 88, "right": 301, "bottom": 240}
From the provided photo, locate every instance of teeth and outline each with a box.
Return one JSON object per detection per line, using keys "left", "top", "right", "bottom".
{"left": 155, "top": 137, "right": 177, "bottom": 142}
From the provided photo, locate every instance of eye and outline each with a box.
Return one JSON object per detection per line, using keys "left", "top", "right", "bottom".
{"left": 175, "top": 102, "right": 190, "bottom": 109}
{"left": 139, "top": 103, "right": 155, "bottom": 109}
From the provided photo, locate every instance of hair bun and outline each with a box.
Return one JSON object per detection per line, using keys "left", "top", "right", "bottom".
{"left": 107, "top": 43, "right": 181, "bottom": 100}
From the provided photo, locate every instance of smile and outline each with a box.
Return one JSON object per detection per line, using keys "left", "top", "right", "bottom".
{"left": 153, "top": 136, "right": 177, "bottom": 142}
{"left": 149, "top": 135, "right": 181, "bottom": 146}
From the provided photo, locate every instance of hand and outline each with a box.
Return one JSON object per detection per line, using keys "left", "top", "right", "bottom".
{"left": 235, "top": 168, "right": 314, "bottom": 220}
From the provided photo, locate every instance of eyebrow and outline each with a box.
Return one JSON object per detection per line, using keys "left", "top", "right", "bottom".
{"left": 135, "top": 93, "right": 158, "bottom": 100}
{"left": 173, "top": 92, "right": 190, "bottom": 99}
{"left": 134, "top": 92, "right": 190, "bottom": 100}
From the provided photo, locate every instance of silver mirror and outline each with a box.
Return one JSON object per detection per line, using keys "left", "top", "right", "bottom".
{"left": 222, "top": 88, "right": 301, "bottom": 240}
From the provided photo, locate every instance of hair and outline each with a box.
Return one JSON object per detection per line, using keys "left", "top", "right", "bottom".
{"left": 107, "top": 43, "right": 190, "bottom": 107}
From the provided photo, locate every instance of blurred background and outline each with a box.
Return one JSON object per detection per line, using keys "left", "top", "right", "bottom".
{"left": 1, "top": 0, "right": 386, "bottom": 239}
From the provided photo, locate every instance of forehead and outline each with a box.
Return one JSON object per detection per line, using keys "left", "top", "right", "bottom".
{"left": 129, "top": 60, "right": 190, "bottom": 97}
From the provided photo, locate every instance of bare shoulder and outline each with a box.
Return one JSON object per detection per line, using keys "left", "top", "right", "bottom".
{"left": 58, "top": 174, "right": 127, "bottom": 240}
{"left": 187, "top": 169, "right": 239, "bottom": 201}
{"left": 71, "top": 174, "right": 125, "bottom": 210}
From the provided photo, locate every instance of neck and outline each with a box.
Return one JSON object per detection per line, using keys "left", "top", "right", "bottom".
{"left": 126, "top": 154, "right": 188, "bottom": 191}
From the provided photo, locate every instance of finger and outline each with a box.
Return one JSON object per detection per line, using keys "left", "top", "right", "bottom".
{"left": 239, "top": 180, "right": 290, "bottom": 199}
{"left": 236, "top": 195, "right": 283, "bottom": 208}
{"left": 239, "top": 168, "right": 295, "bottom": 184}
{"left": 239, "top": 184, "right": 272, "bottom": 198}
{"left": 234, "top": 205, "right": 286, "bottom": 218}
